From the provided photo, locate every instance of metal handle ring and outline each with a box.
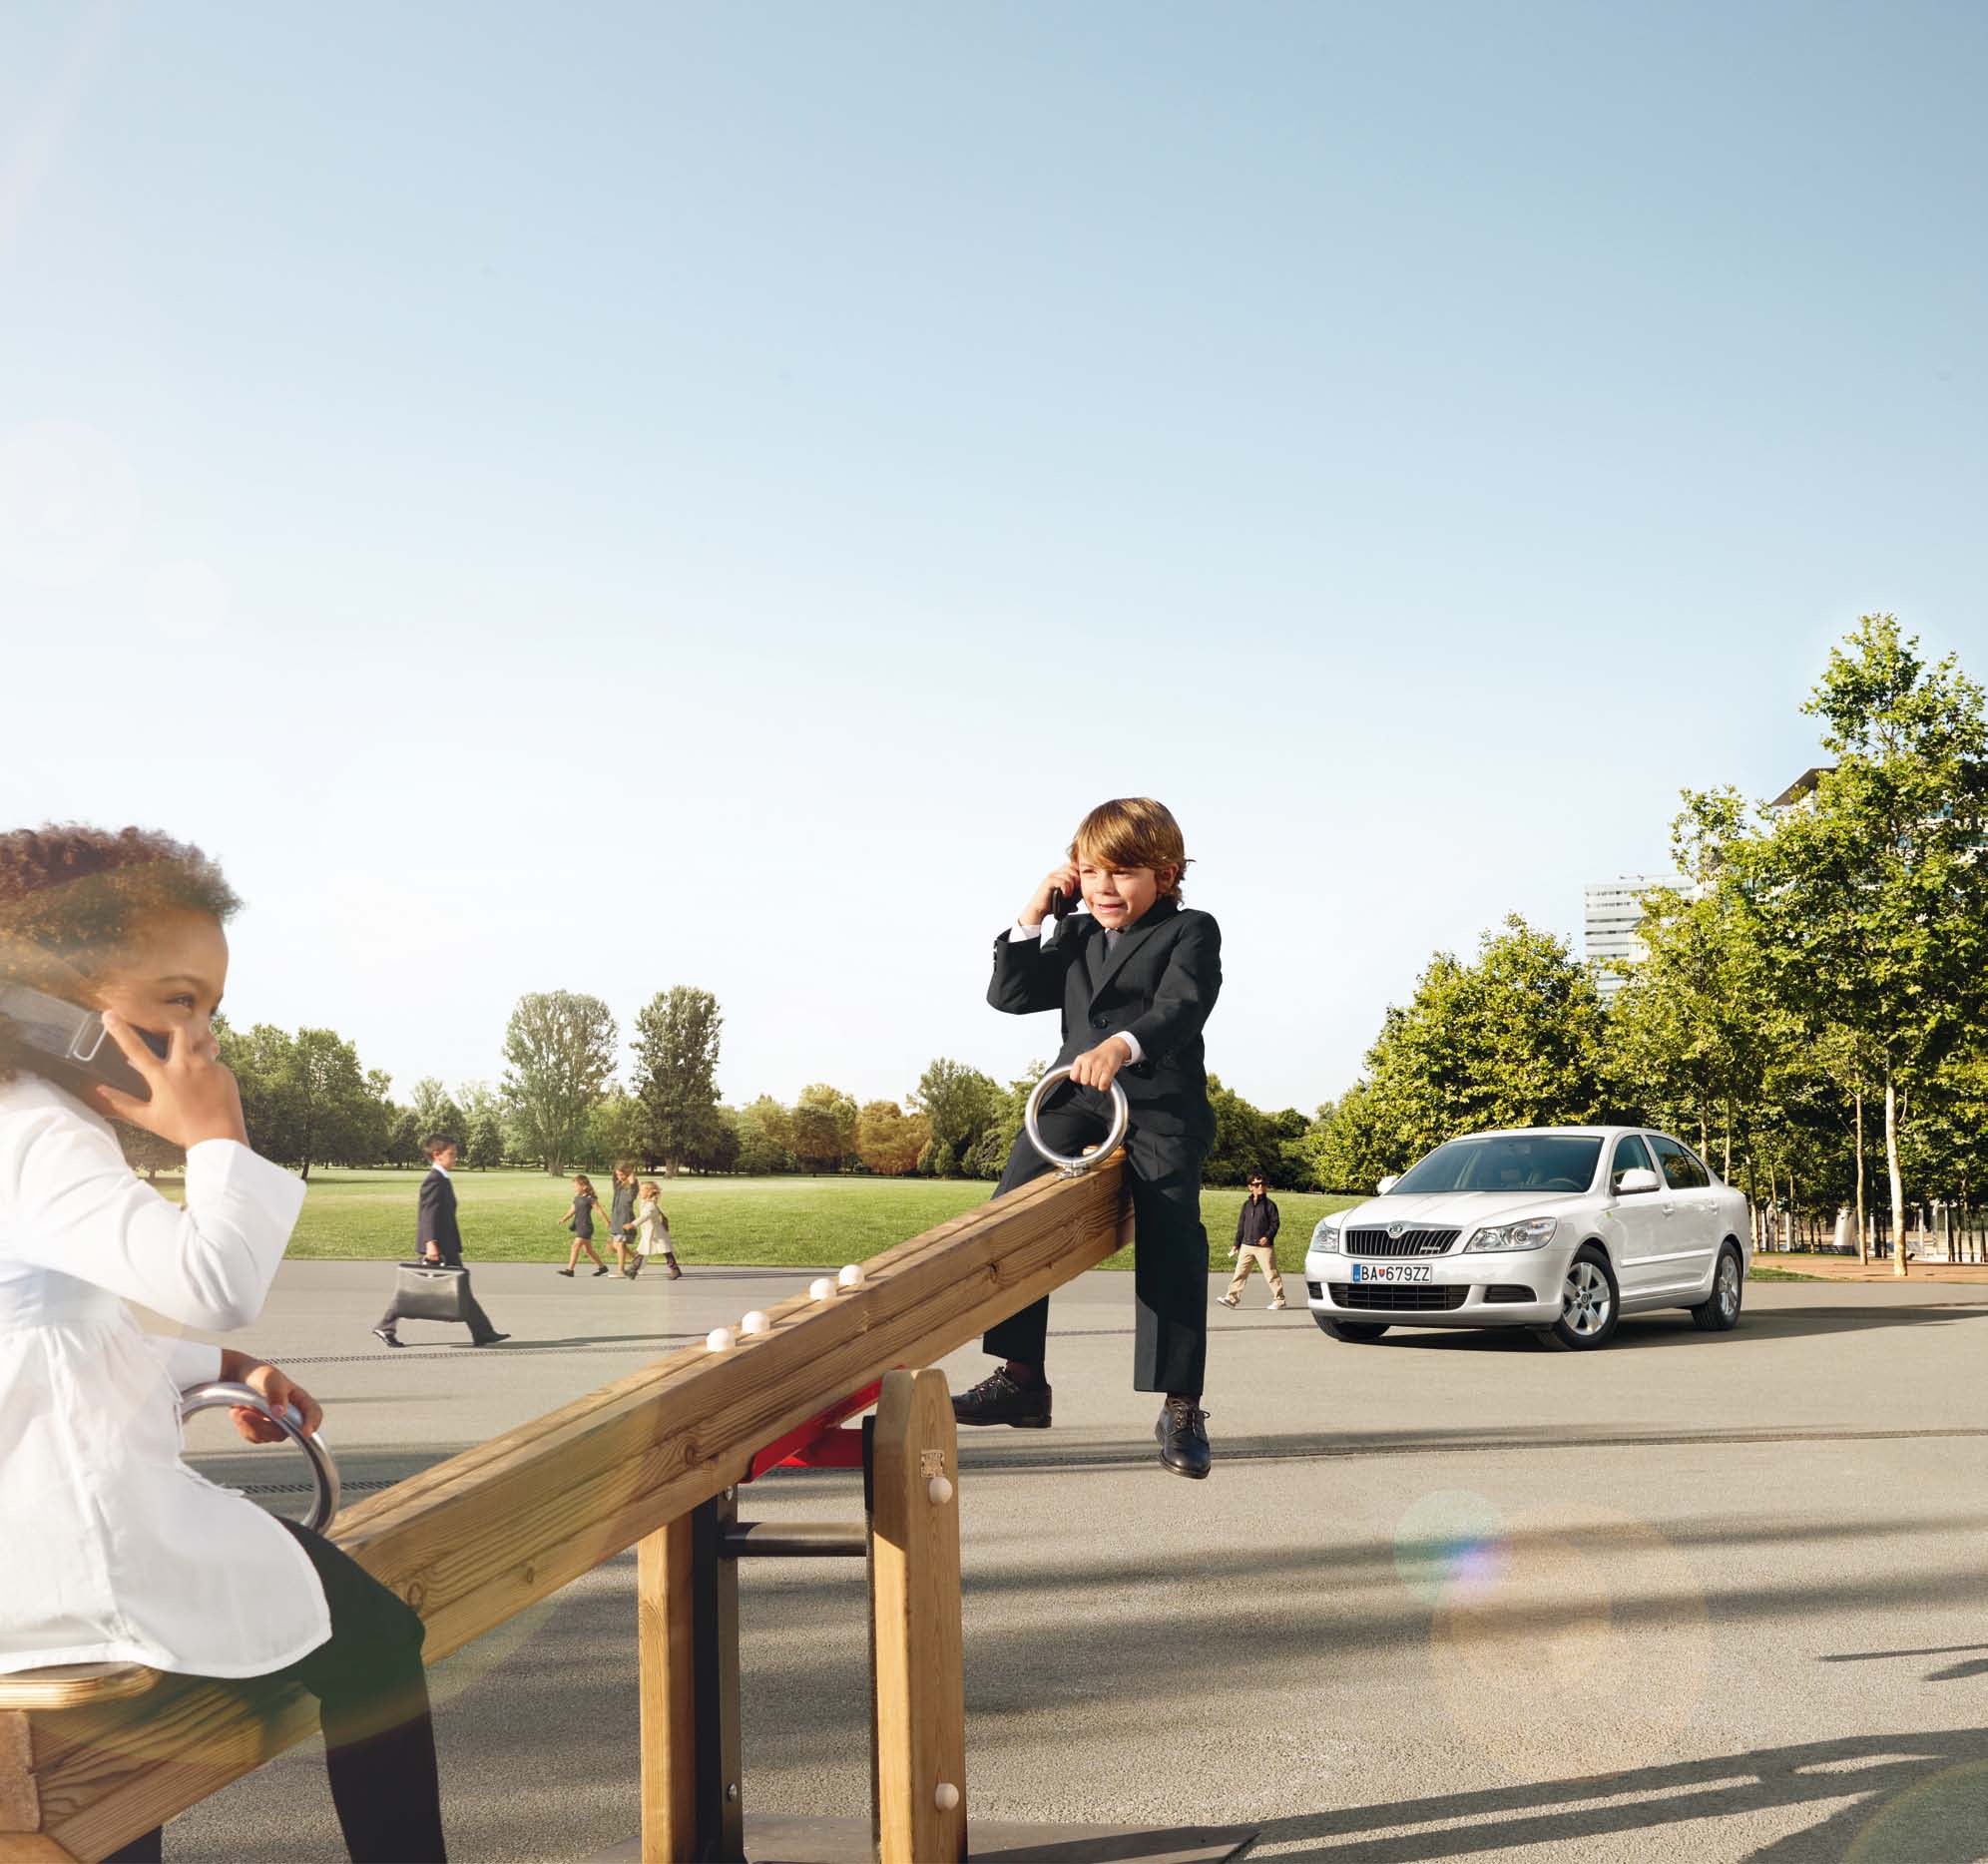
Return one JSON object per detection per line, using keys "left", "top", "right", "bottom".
{"left": 180, "top": 1380, "right": 341, "bottom": 1533}
{"left": 1023, "top": 1066, "right": 1131, "bottom": 1177}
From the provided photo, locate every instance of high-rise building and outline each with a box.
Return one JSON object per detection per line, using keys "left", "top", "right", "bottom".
{"left": 1584, "top": 876, "right": 1668, "bottom": 1000}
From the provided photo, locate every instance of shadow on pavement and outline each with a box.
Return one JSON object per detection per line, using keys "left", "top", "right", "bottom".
{"left": 1366, "top": 1305, "right": 1988, "bottom": 1351}
{"left": 1245, "top": 1729, "right": 1988, "bottom": 1861}
{"left": 938, "top": 1418, "right": 1988, "bottom": 1478}
{"left": 1822, "top": 1641, "right": 1988, "bottom": 1684}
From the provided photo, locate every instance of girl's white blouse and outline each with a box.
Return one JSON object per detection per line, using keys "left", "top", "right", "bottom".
{"left": 0, "top": 1075, "right": 331, "bottom": 1678}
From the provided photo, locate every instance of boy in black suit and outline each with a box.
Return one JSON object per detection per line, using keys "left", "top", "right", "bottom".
{"left": 372, "top": 1133, "right": 509, "bottom": 1348}
{"left": 955, "top": 797, "right": 1222, "bottom": 1478}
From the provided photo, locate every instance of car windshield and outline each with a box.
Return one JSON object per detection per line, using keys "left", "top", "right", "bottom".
{"left": 1388, "top": 1136, "right": 1602, "bottom": 1195}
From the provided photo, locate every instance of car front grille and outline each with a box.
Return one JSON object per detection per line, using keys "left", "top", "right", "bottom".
{"left": 1343, "top": 1226, "right": 1461, "bottom": 1258}
{"left": 1327, "top": 1282, "right": 1470, "bottom": 1312}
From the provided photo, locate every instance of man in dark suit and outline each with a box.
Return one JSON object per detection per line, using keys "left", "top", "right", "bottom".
{"left": 372, "top": 1133, "right": 508, "bottom": 1348}
{"left": 954, "top": 797, "right": 1222, "bottom": 1478}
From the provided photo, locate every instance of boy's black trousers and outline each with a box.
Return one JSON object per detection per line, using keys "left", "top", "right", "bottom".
{"left": 982, "top": 1087, "right": 1210, "bottom": 1397}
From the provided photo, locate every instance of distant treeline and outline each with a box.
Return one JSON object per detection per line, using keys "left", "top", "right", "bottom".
{"left": 157, "top": 620, "right": 1984, "bottom": 1239}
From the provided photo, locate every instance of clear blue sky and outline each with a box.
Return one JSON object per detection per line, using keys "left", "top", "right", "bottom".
{"left": 3, "top": 1, "right": 1983, "bottom": 1116}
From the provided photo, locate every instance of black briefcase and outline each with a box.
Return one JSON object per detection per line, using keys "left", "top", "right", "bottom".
{"left": 392, "top": 1261, "right": 470, "bottom": 1322}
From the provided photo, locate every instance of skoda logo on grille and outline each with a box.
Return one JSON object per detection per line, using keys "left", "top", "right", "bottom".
{"left": 1387, "top": 1223, "right": 1404, "bottom": 1239}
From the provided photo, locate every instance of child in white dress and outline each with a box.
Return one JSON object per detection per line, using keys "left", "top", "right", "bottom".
{"left": 631, "top": 1180, "right": 682, "bottom": 1279}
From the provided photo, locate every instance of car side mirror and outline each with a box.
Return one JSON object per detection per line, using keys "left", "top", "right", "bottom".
{"left": 1616, "top": 1166, "right": 1660, "bottom": 1194}
{"left": 1376, "top": 1174, "right": 1400, "bottom": 1194}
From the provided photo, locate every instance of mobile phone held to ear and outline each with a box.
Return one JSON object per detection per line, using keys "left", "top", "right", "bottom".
{"left": 1048, "top": 885, "right": 1074, "bottom": 921}
{"left": 0, "top": 984, "right": 166, "bottom": 1102}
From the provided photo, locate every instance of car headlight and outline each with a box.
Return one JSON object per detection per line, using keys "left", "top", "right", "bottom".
{"left": 1465, "top": 1215, "right": 1558, "bottom": 1252}
{"left": 1310, "top": 1217, "right": 1340, "bottom": 1253}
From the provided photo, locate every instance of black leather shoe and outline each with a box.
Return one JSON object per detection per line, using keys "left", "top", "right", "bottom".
{"left": 1156, "top": 1399, "right": 1212, "bottom": 1479}
{"left": 371, "top": 1326, "right": 403, "bottom": 1349}
{"left": 473, "top": 1332, "right": 511, "bottom": 1347}
{"left": 952, "top": 1368, "right": 1052, "bottom": 1429}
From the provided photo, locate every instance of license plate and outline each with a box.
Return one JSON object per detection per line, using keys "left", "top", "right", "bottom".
{"left": 1350, "top": 1262, "right": 1433, "bottom": 1284}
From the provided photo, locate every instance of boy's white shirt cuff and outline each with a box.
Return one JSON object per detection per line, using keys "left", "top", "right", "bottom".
{"left": 1006, "top": 926, "right": 1144, "bottom": 1065}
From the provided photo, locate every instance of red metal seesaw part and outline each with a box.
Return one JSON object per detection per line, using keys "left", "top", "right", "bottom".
{"left": 745, "top": 1377, "right": 885, "bottom": 1480}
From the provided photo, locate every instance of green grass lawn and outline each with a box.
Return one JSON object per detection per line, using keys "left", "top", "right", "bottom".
{"left": 164, "top": 1167, "right": 1360, "bottom": 1272}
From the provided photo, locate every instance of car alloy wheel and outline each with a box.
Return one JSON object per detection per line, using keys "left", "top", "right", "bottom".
{"left": 1563, "top": 1258, "right": 1612, "bottom": 1336}
{"left": 1533, "top": 1246, "right": 1620, "bottom": 1351}
{"left": 1718, "top": 1253, "right": 1740, "bottom": 1320}
{"left": 1692, "top": 1245, "right": 1744, "bottom": 1333}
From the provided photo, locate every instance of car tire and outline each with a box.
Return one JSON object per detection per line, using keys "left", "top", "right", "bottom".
{"left": 1315, "top": 1318, "right": 1391, "bottom": 1343}
{"left": 1690, "top": 1244, "right": 1744, "bottom": 1332}
{"left": 1531, "top": 1245, "right": 1620, "bottom": 1351}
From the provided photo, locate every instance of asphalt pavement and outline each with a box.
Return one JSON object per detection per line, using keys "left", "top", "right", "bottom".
{"left": 158, "top": 1261, "right": 1988, "bottom": 1863}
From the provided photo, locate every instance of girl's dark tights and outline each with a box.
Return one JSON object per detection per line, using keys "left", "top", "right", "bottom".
{"left": 106, "top": 1522, "right": 446, "bottom": 1863}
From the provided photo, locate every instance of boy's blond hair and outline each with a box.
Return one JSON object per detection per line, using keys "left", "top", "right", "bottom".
{"left": 1070, "top": 798, "right": 1191, "bottom": 898}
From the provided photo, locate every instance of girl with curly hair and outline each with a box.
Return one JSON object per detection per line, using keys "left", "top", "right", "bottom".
{"left": 0, "top": 824, "right": 447, "bottom": 1862}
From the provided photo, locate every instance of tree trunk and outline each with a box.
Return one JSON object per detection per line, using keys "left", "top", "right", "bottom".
{"left": 1886, "top": 1072, "right": 1907, "bottom": 1279}
{"left": 1854, "top": 1091, "right": 1868, "bottom": 1266}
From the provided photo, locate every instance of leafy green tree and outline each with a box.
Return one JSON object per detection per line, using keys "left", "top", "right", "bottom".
{"left": 633, "top": 986, "right": 725, "bottom": 1177}
{"left": 1605, "top": 789, "right": 1789, "bottom": 1187}
{"left": 501, "top": 990, "right": 619, "bottom": 1174}
{"left": 218, "top": 1022, "right": 385, "bottom": 1179}
{"left": 790, "top": 1083, "right": 857, "bottom": 1172}
{"left": 961, "top": 1064, "right": 1047, "bottom": 1178}
{"left": 912, "top": 1059, "right": 1001, "bottom": 1168}
{"left": 585, "top": 1089, "right": 650, "bottom": 1169}
{"left": 408, "top": 1077, "right": 467, "bottom": 1145}
{"left": 465, "top": 1105, "right": 508, "bottom": 1169}
{"left": 456, "top": 1082, "right": 506, "bottom": 1167}
{"left": 1739, "top": 618, "right": 1988, "bottom": 1274}
{"left": 1333, "top": 917, "right": 1608, "bottom": 1175}
{"left": 386, "top": 1107, "right": 424, "bottom": 1167}
{"left": 855, "top": 1101, "right": 931, "bottom": 1175}
{"left": 682, "top": 1109, "right": 742, "bottom": 1174}
{"left": 1302, "top": 1084, "right": 1398, "bottom": 1194}
{"left": 731, "top": 1097, "right": 796, "bottom": 1175}
{"left": 1205, "top": 1076, "right": 1283, "bottom": 1186}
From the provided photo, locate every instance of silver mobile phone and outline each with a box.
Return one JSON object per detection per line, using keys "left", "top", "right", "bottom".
{"left": 0, "top": 983, "right": 165, "bottom": 1100}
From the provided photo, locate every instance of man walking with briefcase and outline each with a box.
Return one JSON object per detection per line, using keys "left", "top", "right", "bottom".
{"left": 372, "top": 1133, "right": 509, "bottom": 1348}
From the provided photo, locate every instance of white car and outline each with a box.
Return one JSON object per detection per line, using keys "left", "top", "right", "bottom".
{"left": 1303, "top": 1126, "right": 1751, "bottom": 1350}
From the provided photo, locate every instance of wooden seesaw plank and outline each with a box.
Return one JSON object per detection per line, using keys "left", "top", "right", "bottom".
{"left": 33, "top": 1161, "right": 1131, "bottom": 1863}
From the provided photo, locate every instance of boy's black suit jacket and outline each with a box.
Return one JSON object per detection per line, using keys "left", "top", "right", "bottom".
{"left": 988, "top": 896, "right": 1222, "bottom": 1145}
{"left": 417, "top": 1167, "right": 466, "bottom": 1266}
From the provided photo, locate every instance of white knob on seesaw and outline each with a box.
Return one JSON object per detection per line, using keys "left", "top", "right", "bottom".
{"left": 808, "top": 1277, "right": 835, "bottom": 1301}
{"left": 741, "top": 1309, "right": 770, "bottom": 1335}
{"left": 706, "top": 1327, "right": 736, "bottom": 1352}
{"left": 928, "top": 1476, "right": 954, "bottom": 1506}
{"left": 837, "top": 1263, "right": 865, "bottom": 1290}
{"left": 934, "top": 1781, "right": 960, "bottom": 1811}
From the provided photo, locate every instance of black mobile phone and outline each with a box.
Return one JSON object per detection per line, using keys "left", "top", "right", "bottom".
{"left": 1048, "top": 885, "right": 1073, "bottom": 920}
{"left": 0, "top": 983, "right": 166, "bottom": 1101}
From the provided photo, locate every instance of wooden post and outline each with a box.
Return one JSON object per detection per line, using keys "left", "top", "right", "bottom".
{"left": 638, "top": 1496, "right": 743, "bottom": 1864}
{"left": 869, "top": 1370, "right": 967, "bottom": 1864}
{"left": 638, "top": 1514, "right": 698, "bottom": 1862}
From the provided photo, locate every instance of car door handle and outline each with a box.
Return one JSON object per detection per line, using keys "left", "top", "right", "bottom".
{"left": 1662, "top": 1201, "right": 1677, "bottom": 1215}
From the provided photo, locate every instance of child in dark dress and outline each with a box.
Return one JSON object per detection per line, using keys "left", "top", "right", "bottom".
{"left": 556, "top": 1173, "right": 609, "bottom": 1277}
